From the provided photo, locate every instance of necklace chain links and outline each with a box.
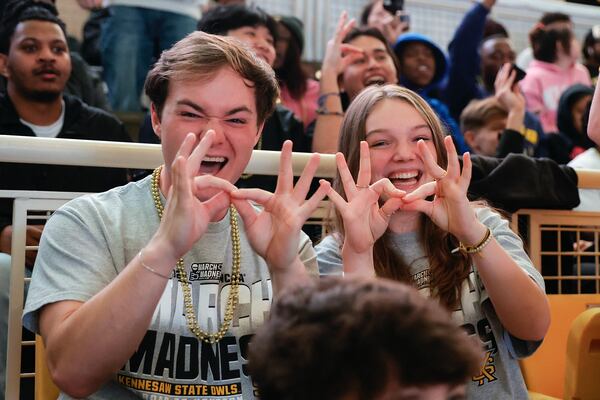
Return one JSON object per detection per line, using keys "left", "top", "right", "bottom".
{"left": 151, "top": 166, "right": 241, "bottom": 344}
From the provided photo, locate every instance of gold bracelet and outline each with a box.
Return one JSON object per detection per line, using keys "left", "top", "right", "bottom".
{"left": 138, "top": 249, "right": 172, "bottom": 280}
{"left": 451, "top": 227, "right": 492, "bottom": 254}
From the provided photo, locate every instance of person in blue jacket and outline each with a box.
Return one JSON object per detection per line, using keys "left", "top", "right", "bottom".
{"left": 442, "top": 0, "right": 552, "bottom": 158}
{"left": 393, "top": 32, "right": 469, "bottom": 154}
{"left": 444, "top": 0, "right": 499, "bottom": 121}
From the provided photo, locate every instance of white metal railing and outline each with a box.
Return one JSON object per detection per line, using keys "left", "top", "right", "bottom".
{"left": 3, "top": 194, "right": 76, "bottom": 400}
{"left": 2, "top": 135, "right": 600, "bottom": 185}
{"left": 0, "top": 135, "right": 336, "bottom": 177}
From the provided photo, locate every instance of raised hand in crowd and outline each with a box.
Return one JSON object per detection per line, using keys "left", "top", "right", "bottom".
{"left": 149, "top": 131, "right": 235, "bottom": 265}
{"left": 362, "top": 0, "right": 410, "bottom": 44}
{"left": 320, "top": 12, "right": 363, "bottom": 87}
{"left": 312, "top": 12, "right": 363, "bottom": 153}
{"left": 378, "top": 10, "right": 410, "bottom": 45}
{"left": 401, "top": 136, "right": 488, "bottom": 246}
{"left": 494, "top": 63, "right": 526, "bottom": 133}
{"left": 327, "top": 141, "right": 404, "bottom": 275}
{"left": 231, "top": 140, "right": 330, "bottom": 292}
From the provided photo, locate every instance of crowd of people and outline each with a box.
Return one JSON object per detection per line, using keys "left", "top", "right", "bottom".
{"left": 0, "top": 0, "right": 599, "bottom": 399}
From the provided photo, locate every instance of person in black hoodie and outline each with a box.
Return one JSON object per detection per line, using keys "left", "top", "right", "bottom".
{"left": 393, "top": 33, "right": 469, "bottom": 154}
{"left": 0, "top": 1, "right": 110, "bottom": 111}
{"left": 0, "top": 0, "right": 131, "bottom": 262}
{"left": 557, "top": 83, "right": 595, "bottom": 160}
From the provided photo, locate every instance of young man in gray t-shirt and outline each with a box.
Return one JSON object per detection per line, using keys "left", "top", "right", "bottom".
{"left": 23, "top": 32, "right": 329, "bottom": 400}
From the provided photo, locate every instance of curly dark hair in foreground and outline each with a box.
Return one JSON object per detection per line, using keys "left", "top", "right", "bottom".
{"left": 249, "top": 277, "right": 482, "bottom": 400}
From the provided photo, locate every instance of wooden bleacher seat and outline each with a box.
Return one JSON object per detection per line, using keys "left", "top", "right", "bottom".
{"left": 520, "top": 294, "right": 600, "bottom": 398}
{"left": 34, "top": 336, "right": 59, "bottom": 400}
{"left": 564, "top": 307, "right": 600, "bottom": 399}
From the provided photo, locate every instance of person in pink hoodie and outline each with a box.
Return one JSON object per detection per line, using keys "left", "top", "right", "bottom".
{"left": 520, "top": 12, "right": 591, "bottom": 133}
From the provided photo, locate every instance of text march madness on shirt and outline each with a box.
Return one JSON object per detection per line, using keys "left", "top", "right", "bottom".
{"left": 126, "top": 331, "right": 252, "bottom": 379}
{"left": 120, "top": 330, "right": 253, "bottom": 398}
{"left": 149, "top": 280, "right": 272, "bottom": 336}
{"left": 116, "top": 274, "right": 274, "bottom": 399}
{"left": 189, "top": 263, "right": 234, "bottom": 282}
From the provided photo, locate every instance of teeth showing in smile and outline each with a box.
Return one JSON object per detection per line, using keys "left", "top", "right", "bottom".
{"left": 365, "top": 76, "right": 385, "bottom": 85}
{"left": 390, "top": 171, "right": 418, "bottom": 180}
{"left": 200, "top": 156, "right": 226, "bottom": 173}
{"left": 202, "top": 156, "right": 226, "bottom": 163}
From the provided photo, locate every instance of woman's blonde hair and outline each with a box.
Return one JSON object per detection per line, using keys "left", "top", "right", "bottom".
{"left": 333, "top": 84, "right": 470, "bottom": 309}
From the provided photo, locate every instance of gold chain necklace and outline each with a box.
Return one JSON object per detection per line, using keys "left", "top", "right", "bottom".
{"left": 151, "top": 166, "right": 241, "bottom": 344}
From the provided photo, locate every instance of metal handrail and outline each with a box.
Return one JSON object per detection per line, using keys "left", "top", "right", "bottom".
{"left": 0, "top": 135, "right": 336, "bottom": 178}
{"left": 2, "top": 135, "right": 599, "bottom": 188}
